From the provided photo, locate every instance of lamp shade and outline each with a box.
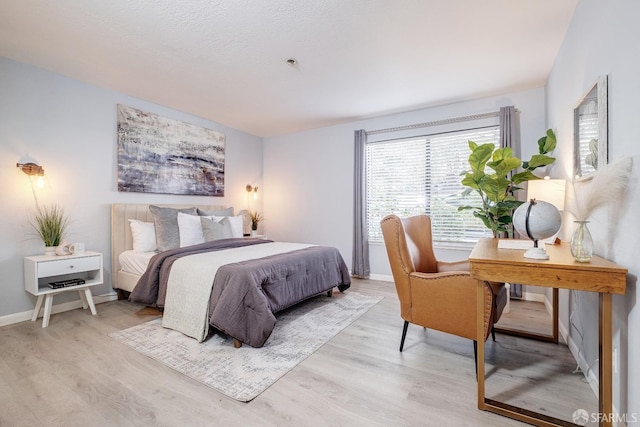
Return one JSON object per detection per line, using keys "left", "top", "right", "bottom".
{"left": 526, "top": 178, "right": 566, "bottom": 210}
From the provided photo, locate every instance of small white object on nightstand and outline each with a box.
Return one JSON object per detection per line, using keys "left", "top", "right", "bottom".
{"left": 24, "top": 251, "right": 103, "bottom": 327}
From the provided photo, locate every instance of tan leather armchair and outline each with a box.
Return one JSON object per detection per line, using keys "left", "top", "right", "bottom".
{"left": 380, "top": 214, "right": 507, "bottom": 365}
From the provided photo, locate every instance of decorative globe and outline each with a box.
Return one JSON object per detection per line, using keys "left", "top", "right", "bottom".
{"left": 513, "top": 200, "right": 562, "bottom": 241}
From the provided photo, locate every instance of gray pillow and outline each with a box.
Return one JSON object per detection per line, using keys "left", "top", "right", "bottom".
{"left": 149, "top": 205, "right": 197, "bottom": 252}
{"left": 201, "top": 216, "right": 234, "bottom": 241}
{"left": 197, "top": 207, "right": 234, "bottom": 217}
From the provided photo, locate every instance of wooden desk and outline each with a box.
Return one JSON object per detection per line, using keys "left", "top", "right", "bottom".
{"left": 469, "top": 238, "right": 627, "bottom": 427}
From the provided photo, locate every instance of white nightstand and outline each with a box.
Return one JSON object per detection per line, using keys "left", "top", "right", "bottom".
{"left": 244, "top": 234, "right": 268, "bottom": 239}
{"left": 24, "top": 251, "right": 103, "bottom": 327}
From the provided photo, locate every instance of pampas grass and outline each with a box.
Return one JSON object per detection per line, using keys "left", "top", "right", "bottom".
{"left": 570, "top": 157, "right": 633, "bottom": 221}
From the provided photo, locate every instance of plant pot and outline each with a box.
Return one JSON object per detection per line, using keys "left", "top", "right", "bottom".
{"left": 44, "top": 246, "right": 56, "bottom": 256}
{"left": 250, "top": 230, "right": 258, "bottom": 237}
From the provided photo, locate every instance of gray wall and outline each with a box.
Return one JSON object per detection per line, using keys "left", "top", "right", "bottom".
{"left": 0, "top": 57, "right": 263, "bottom": 320}
{"left": 4, "top": 1, "right": 639, "bottom": 415}
{"left": 546, "top": 0, "right": 640, "bottom": 417}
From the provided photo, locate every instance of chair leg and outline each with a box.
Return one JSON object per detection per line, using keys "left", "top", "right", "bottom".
{"left": 491, "top": 326, "right": 496, "bottom": 342}
{"left": 399, "top": 321, "right": 409, "bottom": 352}
{"left": 473, "top": 340, "right": 478, "bottom": 381}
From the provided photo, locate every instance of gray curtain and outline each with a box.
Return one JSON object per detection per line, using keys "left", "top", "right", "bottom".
{"left": 352, "top": 129, "right": 370, "bottom": 278}
{"left": 500, "top": 106, "right": 522, "bottom": 299}
{"left": 500, "top": 106, "right": 517, "bottom": 158}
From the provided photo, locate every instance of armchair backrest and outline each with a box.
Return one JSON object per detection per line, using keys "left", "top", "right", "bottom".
{"left": 381, "top": 214, "right": 438, "bottom": 319}
{"left": 399, "top": 215, "right": 438, "bottom": 274}
{"left": 380, "top": 215, "right": 437, "bottom": 273}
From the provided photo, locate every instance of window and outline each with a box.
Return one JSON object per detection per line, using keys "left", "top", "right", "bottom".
{"left": 576, "top": 110, "right": 598, "bottom": 175}
{"left": 366, "top": 126, "right": 500, "bottom": 244}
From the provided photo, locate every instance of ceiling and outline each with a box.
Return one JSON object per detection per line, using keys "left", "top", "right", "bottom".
{"left": 0, "top": 0, "right": 578, "bottom": 137}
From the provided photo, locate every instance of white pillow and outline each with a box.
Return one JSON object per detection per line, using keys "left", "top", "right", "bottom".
{"left": 211, "top": 215, "right": 244, "bottom": 238}
{"left": 177, "top": 212, "right": 208, "bottom": 247}
{"left": 129, "top": 219, "right": 157, "bottom": 252}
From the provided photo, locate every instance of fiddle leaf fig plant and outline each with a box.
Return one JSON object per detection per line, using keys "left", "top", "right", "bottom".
{"left": 458, "top": 129, "right": 557, "bottom": 237}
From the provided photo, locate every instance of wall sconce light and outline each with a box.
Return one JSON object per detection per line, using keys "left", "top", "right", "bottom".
{"left": 246, "top": 184, "right": 258, "bottom": 200}
{"left": 17, "top": 162, "right": 45, "bottom": 188}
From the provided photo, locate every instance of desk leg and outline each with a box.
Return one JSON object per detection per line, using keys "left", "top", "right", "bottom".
{"left": 552, "top": 287, "right": 559, "bottom": 343}
{"left": 600, "top": 293, "right": 613, "bottom": 427}
{"left": 477, "top": 280, "right": 486, "bottom": 410}
{"left": 31, "top": 295, "right": 44, "bottom": 321}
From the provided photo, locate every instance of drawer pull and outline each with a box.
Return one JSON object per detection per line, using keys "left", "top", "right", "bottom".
{"left": 69, "top": 265, "right": 74, "bottom": 269}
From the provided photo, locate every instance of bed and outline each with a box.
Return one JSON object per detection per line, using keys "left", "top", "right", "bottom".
{"left": 111, "top": 203, "right": 351, "bottom": 348}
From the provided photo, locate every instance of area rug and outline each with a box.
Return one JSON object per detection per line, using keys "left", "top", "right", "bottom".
{"left": 109, "top": 291, "right": 382, "bottom": 402}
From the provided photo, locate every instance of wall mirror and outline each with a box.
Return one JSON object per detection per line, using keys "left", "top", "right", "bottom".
{"left": 574, "top": 75, "right": 608, "bottom": 180}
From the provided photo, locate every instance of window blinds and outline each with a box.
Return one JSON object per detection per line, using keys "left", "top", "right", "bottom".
{"left": 366, "top": 126, "right": 500, "bottom": 243}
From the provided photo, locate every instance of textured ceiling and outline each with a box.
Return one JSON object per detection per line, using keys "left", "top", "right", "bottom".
{"left": 0, "top": 0, "right": 577, "bottom": 137}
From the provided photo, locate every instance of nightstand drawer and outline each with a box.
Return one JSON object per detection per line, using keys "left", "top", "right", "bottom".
{"left": 37, "top": 256, "right": 101, "bottom": 278}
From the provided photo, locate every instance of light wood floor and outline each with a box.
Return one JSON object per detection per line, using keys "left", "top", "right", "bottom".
{"left": 497, "top": 296, "right": 558, "bottom": 339}
{"left": 0, "top": 279, "right": 597, "bottom": 426}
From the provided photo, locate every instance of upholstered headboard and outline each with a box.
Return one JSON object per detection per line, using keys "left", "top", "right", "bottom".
{"left": 111, "top": 203, "right": 247, "bottom": 292}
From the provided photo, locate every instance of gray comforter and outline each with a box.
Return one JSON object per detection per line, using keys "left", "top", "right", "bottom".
{"left": 130, "top": 238, "right": 351, "bottom": 347}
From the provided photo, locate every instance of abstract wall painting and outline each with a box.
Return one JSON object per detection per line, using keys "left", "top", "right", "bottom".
{"left": 117, "top": 105, "right": 225, "bottom": 196}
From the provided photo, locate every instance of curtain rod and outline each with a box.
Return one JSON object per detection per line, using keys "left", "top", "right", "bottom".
{"left": 366, "top": 110, "right": 508, "bottom": 136}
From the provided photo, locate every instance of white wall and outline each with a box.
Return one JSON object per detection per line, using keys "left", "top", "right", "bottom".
{"left": 546, "top": 0, "right": 640, "bottom": 418}
{"left": 263, "top": 87, "right": 547, "bottom": 276}
{"left": 0, "top": 57, "right": 263, "bottom": 320}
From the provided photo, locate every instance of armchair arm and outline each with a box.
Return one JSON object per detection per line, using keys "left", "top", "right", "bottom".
{"left": 436, "top": 259, "right": 470, "bottom": 273}
{"left": 408, "top": 272, "right": 493, "bottom": 342}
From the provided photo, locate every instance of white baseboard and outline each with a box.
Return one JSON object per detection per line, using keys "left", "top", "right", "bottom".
{"left": 0, "top": 292, "right": 119, "bottom": 328}
{"left": 543, "top": 294, "right": 553, "bottom": 315}
{"left": 561, "top": 315, "right": 627, "bottom": 424}
{"left": 351, "top": 273, "right": 393, "bottom": 282}
{"left": 368, "top": 274, "right": 393, "bottom": 282}
{"left": 559, "top": 320, "right": 569, "bottom": 347}
{"left": 522, "top": 291, "right": 545, "bottom": 303}
{"left": 563, "top": 321, "right": 599, "bottom": 398}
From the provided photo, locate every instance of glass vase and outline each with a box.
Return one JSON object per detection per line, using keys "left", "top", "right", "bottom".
{"left": 570, "top": 220, "right": 593, "bottom": 262}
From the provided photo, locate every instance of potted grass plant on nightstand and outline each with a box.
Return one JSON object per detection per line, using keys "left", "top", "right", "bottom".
{"left": 249, "top": 211, "right": 263, "bottom": 237}
{"left": 30, "top": 204, "right": 70, "bottom": 255}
